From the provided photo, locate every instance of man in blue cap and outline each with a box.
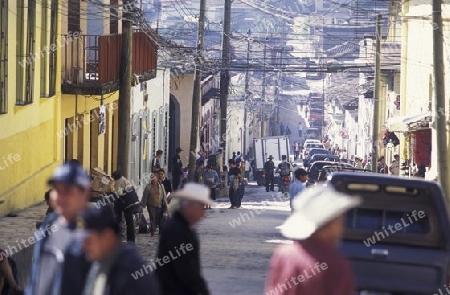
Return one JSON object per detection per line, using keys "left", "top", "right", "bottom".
{"left": 26, "top": 161, "right": 92, "bottom": 295}
{"left": 78, "top": 205, "right": 160, "bottom": 295}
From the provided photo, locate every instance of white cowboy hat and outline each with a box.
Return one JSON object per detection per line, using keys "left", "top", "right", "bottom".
{"left": 279, "top": 185, "right": 361, "bottom": 240}
{"left": 171, "top": 183, "right": 213, "bottom": 205}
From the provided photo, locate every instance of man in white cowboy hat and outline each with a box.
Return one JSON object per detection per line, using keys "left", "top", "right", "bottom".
{"left": 264, "top": 185, "right": 361, "bottom": 295}
{"left": 156, "top": 183, "right": 212, "bottom": 295}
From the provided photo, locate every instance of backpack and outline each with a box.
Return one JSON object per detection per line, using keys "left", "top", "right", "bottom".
{"left": 280, "top": 162, "right": 290, "bottom": 176}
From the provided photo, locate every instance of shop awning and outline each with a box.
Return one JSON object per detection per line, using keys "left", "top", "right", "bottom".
{"left": 387, "top": 112, "right": 432, "bottom": 132}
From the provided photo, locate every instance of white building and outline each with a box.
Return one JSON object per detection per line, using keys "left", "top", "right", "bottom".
{"left": 129, "top": 68, "right": 170, "bottom": 193}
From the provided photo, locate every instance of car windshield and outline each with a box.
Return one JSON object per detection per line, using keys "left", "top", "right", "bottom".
{"left": 309, "top": 149, "right": 329, "bottom": 156}
{"left": 307, "top": 144, "right": 323, "bottom": 149}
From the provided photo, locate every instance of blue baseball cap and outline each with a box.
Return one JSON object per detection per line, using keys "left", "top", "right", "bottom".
{"left": 48, "top": 162, "right": 91, "bottom": 190}
{"left": 77, "top": 205, "right": 119, "bottom": 234}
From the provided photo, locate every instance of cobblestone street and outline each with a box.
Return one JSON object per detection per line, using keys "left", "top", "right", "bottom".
{"left": 0, "top": 183, "right": 291, "bottom": 294}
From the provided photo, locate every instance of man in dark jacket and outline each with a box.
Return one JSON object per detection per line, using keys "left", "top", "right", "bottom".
{"left": 156, "top": 183, "right": 212, "bottom": 295}
{"left": 158, "top": 168, "right": 173, "bottom": 195}
{"left": 152, "top": 150, "right": 164, "bottom": 173}
{"left": 78, "top": 205, "right": 160, "bottom": 295}
{"left": 111, "top": 170, "right": 142, "bottom": 242}
{"left": 264, "top": 155, "right": 275, "bottom": 192}
{"left": 172, "top": 147, "right": 184, "bottom": 190}
{"left": 26, "top": 161, "right": 92, "bottom": 295}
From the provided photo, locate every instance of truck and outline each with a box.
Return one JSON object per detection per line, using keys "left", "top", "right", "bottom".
{"left": 252, "top": 136, "right": 291, "bottom": 186}
{"left": 328, "top": 172, "right": 450, "bottom": 295}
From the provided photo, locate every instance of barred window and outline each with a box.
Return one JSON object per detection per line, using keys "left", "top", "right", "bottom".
{"left": 16, "top": 0, "right": 36, "bottom": 105}
{"left": 49, "top": 0, "right": 57, "bottom": 96}
{"left": 0, "top": 0, "right": 7, "bottom": 114}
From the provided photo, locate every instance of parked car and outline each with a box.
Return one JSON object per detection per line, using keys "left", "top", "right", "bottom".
{"left": 301, "top": 143, "right": 325, "bottom": 159}
{"left": 304, "top": 148, "right": 329, "bottom": 162}
{"left": 328, "top": 172, "right": 450, "bottom": 295}
{"left": 309, "top": 154, "right": 339, "bottom": 165}
{"left": 306, "top": 161, "right": 353, "bottom": 184}
{"left": 318, "top": 165, "right": 371, "bottom": 182}
{"left": 302, "top": 139, "right": 321, "bottom": 146}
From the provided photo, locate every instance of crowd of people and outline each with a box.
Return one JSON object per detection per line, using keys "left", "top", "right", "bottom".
{"left": 18, "top": 158, "right": 215, "bottom": 295}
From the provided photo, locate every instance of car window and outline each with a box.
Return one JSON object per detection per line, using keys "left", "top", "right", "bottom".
{"left": 346, "top": 208, "right": 430, "bottom": 234}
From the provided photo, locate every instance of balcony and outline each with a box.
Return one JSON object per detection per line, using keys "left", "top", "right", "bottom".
{"left": 62, "top": 32, "right": 157, "bottom": 95}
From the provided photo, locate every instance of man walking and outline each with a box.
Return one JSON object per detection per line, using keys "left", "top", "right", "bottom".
{"left": 156, "top": 183, "right": 212, "bottom": 295}
{"left": 26, "top": 161, "right": 92, "bottom": 295}
{"left": 78, "top": 206, "right": 160, "bottom": 295}
{"left": 378, "top": 156, "right": 388, "bottom": 174}
{"left": 293, "top": 141, "right": 300, "bottom": 160}
{"left": 264, "top": 155, "right": 275, "bottom": 192}
{"left": 289, "top": 168, "right": 308, "bottom": 210}
{"left": 265, "top": 186, "right": 361, "bottom": 295}
{"left": 172, "top": 147, "right": 184, "bottom": 190}
{"left": 389, "top": 154, "right": 400, "bottom": 176}
{"left": 142, "top": 173, "right": 167, "bottom": 237}
{"left": 228, "top": 159, "right": 241, "bottom": 209}
{"left": 111, "top": 170, "right": 141, "bottom": 242}
{"left": 152, "top": 150, "right": 164, "bottom": 173}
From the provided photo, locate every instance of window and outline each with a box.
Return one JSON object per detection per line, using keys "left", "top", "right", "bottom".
{"left": 68, "top": 0, "right": 80, "bottom": 34}
{"left": 49, "top": 0, "right": 57, "bottom": 96}
{"left": 110, "top": 0, "right": 118, "bottom": 34}
{"left": 25, "top": 0, "right": 36, "bottom": 103}
{"left": 16, "top": 0, "right": 36, "bottom": 105}
{"left": 40, "top": 0, "right": 49, "bottom": 96}
{"left": 0, "top": 0, "right": 7, "bottom": 114}
{"left": 346, "top": 208, "right": 430, "bottom": 234}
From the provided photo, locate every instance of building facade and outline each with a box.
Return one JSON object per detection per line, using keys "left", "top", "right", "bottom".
{"left": 0, "top": 0, "right": 62, "bottom": 214}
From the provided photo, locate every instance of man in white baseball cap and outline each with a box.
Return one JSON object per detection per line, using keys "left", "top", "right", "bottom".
{"left": 156, "top": 183, "right": 212, "bottom": 295}
{"left": 265, "top": 185, "right": 361, "bottom": 295}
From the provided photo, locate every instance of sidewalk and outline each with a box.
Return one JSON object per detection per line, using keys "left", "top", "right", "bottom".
{"left": 0, "top": 201, "right": 48, "bottom": 287}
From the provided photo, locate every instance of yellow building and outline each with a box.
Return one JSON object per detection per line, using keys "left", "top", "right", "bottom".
{"left": 59, "top": 1, "right": 157, "bottom": 176}
{"left": 0, "top": 0, "right": 158, "bottom": 215}
{"left": 0, "top": 0, "right": 63, "bottom": 214}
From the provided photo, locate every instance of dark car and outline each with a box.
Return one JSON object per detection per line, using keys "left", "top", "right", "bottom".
{"left": 318, "top": 165, "right": 371, "bottom": 181}
{"left": 306, "top": 161, "right": 353, "bottom": 184}
{"left": 310, "top": 154, "right": 339, "bottom": 164}
{"left": 328, "top": 172, "right": 450, "bottom": 295}
{"left": 304, "top": 148, "right": 329, "bottom": 164}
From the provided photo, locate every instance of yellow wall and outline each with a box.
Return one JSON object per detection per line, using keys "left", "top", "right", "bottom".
{"left": 60, "top": 93, "right": 120, "bottom": 175}
{"left": 0, "top": 0, "right": 63, "bottom": 215}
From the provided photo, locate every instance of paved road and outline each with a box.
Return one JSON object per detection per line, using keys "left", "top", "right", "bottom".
{"left": 137, "top": 183, "right": 292, "bottom": 295}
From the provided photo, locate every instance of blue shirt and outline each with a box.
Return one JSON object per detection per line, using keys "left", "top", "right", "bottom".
{"left": 289, "top": 179, "right": 306, "bottom": 205}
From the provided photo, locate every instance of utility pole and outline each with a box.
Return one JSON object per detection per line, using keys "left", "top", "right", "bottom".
{"left": 117, "top": 0, "right": 133, "bottom": 176}
{"left": 188, "top": 0, "right": 206, "bottom": 181}
{"left": 261, "top": 36, "right": 267, "bottom": 137}
{"left": 371, "top": 15, "right": 382, "bottom": 173}
{"left": 219, "top": 0, "right": 231, "bottom": 157}
{"left": 432, "top": 0, "right": 449, "bottom": 203}
{"left": 243, "top": 29, "right": 251, "bottom": 157}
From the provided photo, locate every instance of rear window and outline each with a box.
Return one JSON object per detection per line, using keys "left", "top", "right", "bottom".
{"left": 346, "top": 208, "right": 430, "bottom": 234}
